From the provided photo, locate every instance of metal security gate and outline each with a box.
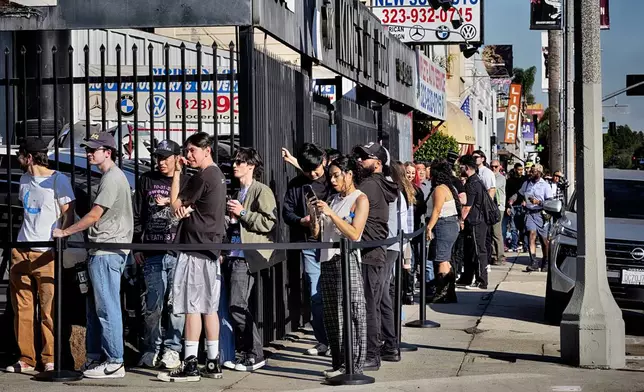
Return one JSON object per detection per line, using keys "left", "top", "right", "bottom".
{"left": 336, "top": 97, "right": 379, "bottom": 155}
{"left": 311, "top": 94, "right": 333, "bottom": 150}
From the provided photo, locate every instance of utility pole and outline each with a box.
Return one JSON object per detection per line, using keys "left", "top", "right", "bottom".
{"left": 548, "top": 29, "right": 562, "bottom": 171}
{"left": 560, "top": 0, "right": 625, "bottom": 369}
{"left": 563, "top": 0, "right": 575, "bottom": 195}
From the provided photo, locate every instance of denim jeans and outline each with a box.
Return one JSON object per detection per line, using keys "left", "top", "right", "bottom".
{"left": 86, "top": 253, "right": 127, "bottom": 363}
{"left": 142, "top": 254, "right": 185, "bottom": 354}
{"left": 227, "top": 259, "right": 264, "bottom": 359}
{"left": 302, "top": 249, "right": 328, "bottom": 346}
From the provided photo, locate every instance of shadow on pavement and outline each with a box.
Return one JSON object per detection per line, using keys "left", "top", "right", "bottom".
{"left": 413, "top": 343, "right": 561, "bottom": 365}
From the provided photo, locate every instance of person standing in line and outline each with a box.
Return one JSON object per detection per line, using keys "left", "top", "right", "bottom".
{"left": 505, "top": 163, "right": 527, "bottom": 252}
{"left": 490, "top": 160, "right": 506, "bottom": 266}
{"left": 223, "top": 147, "right": 276, "bottom": 372}
{"left": 282, "top": 143, "right": 332, "bottom": 356}
{"left": 353, "top": 142, "right": 398, "bottom": 371}
{"left": 133, "top": 140, "right": 187, "bottom": 370}
{"left": 403, "top": 162, "right": 425, "bottom": 305}
{"left": 7, "top": 138, "right": 75, "bottom": 373}
{"left": 54, "top": 132, "right": 133, "bottom": 379}
{"left": 455, "top": 155, "right": 490, "bottom": 290}
{"left": 548, "top": 170, "right": 567, "bottom": 203}
{"left": 415, "top": 162, "right": 432, "bottom": 200}
{"left": 310, "top": 155, "right": 369, "bottom": 379}
{"left": 157, "top": 132, "right": 226, "bottom": 382}
{"left": 471, "top": 150, "right": 496, "bottom": 278}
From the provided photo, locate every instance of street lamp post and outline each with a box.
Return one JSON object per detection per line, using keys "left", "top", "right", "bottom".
{"left": 559, "top": 0, "right": 625, "bottom": 369}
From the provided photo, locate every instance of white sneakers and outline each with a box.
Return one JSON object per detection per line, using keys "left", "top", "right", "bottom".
{"left": 160, "top": 350, "right": 181, "bottom": 369}
{"left": 4, "top": 361, "right": 35, "bottom": 373}
{"left": 82, "top": 361, "right": 126, "bottom": 379}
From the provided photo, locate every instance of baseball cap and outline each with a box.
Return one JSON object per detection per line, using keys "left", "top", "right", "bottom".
{"left": 80, "top": 132, "right": 117, "bottom": 150}
{"left": 354, "top": 142, "right": 388, "bottom": 163}
{"left": 18, "top": 137, "right": 48, "bottom": 154}
{"left": 152, "top": 140, "right": 181, "bottom": 158}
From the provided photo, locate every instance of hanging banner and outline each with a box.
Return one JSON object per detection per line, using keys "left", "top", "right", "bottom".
{"left": 522, "top": 121, "right": 535, "bottom": 142}
{"left": 416, "top": 50, "right": 446, "bottom": 120}
{"left": 600, "top": 0, "right": 610, "bottom": 30}
{"left": 504, "top": 84, "right": 522, "bottom": 144}
{"left": 541, "top": 31, "right": 549, "bottom": 93}
{"left": 530, "top": 0, "right": 562, "bottom": 30}
{"left": 482, "top": 45, "right": 514, "bottom": 78}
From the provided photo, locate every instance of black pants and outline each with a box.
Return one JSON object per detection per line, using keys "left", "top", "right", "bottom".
{"left": 227, "top": 258, "right": 264, "bottom": 359}
{"left": 462, "top": 223, "right": 489, "bottom": 286}
{"left": 380, "top": 251, "right": 399, "bottom": 351}
{"left": 361, "top": 262, "right": 388, "bottom": 360}
{"left": 452, "top": 230, "right": 466, "bottom": 275}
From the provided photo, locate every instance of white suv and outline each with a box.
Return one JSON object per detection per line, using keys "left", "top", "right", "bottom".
{"left": 544, "top": 169, "right": 644, "bottom": 324}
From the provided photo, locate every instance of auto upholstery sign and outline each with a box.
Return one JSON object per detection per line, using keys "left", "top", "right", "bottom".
{"left": 416, "top": 50, "right": 446, "bottom": 120}
{"left": 504, "top": 84, "right": 522, "bottom": 144}
{"left": 371, "top": 0, "right": 483, "bottom": 44}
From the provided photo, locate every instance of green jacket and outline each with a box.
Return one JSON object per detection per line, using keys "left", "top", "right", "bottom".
{"left": 236, "top": 180, "right": 278, "bottom": 272}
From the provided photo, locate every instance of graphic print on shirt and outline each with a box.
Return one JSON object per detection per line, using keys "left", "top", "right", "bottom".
{"left": 144, "top": 184, "right": 180, "bottom": 242}
{"left": 23, "top": 191, "right": 42, "bottom": 215}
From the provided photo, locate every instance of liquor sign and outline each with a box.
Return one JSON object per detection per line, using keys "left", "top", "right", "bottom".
{"left": 600, "top": 0, "right": 610, "bottom": 30}
{"left": 530, "top": 0, "right": 562, "bottom": 30}
{"left": 504, "top": 84, "right": 522, "bottom": 143}
{"left": 371, "top": 0, "right": 483, "bottom": 44}
{"left": 415, "top": 50, "right": 446, "bottom": 120}
{"left": 85, "top": 65, "right": 238, "bottom": 124}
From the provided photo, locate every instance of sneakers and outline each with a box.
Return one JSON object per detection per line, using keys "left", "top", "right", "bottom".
{"left": 234, "top": 356, "right": 266, "bottom": 372}
{"left": 138, "top": 352, "right": 159, "bottom": 368}
{"left": 465, "top": 281, "right": 488, "bottom": 290}
{"left": 305, "top": 343, "right": 329, "bottom": 356}
{"left": 80, "top": 359, "right": 100, "bottom": 372}
{"left": 44, "top": 363, "right": 55, "bottom": 372}
{"left": 5, "top": 361, "right": 35, "bottom": 373}
{"left": 157, "top": 355, "right": 200, "bottom": 383}
{"left": 223, "top": 353, "right": 245, "bottom": 370}
{"left": 160, "top": 350, "right": 181, "bottom": 369}
{"left": 323, "top": 367, "right": 344, "bottom": 379}
{"left": 202, "top": 356, "right": 223, "bottom": 379}
{"left": 83, "top": 361, "right": 126, "bottom": 379}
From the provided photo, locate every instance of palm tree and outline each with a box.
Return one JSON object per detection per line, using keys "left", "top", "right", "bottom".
{"left": 512, "top": 66, "right": 537, "bottom": 105}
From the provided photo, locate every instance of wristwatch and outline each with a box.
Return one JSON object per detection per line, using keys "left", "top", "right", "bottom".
{"left": 240, "top": 209, "right": 247, "bottom": 217}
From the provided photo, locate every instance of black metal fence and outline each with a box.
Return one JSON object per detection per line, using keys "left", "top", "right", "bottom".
{"left": 336, "top": 97, "right": 379, "bottom": 154}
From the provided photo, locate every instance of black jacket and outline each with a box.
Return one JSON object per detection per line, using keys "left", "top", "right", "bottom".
{"left": 282, "top": 175, "right": 332, "bottom": 242}
{"left": 359, "top": 173, "right": 398, "bottom": 265}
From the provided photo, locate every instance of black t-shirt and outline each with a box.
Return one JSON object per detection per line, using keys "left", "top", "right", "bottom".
{"left": 464, "top": 174, "right": 486, "bottom": 226}
{"left": 176, "top": 165, "right": 227, "bottom": 259}
{"left": 359, "top": 173, "right": 398, "bottom": 265}
{"left": 133, "top": 172, "right": 189, "bottom": 254}
{"left": 452, "top": 177, "right": 466, "bottom": 195}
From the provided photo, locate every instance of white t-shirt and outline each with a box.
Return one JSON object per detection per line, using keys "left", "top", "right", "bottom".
{"left": 478, "top": 165, "right": 496, "bottom": 191}
{"left": 18, "top": 171, "right": 75, "bottom": 252}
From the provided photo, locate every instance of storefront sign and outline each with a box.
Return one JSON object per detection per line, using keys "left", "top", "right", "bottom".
{"left": 521, "top": 121, "right": 535, "bottom": 142}
{"left": 415, "top": 50, "right": 446, "bottom": 120}
{"left": 396, "top": 59, "right": 413, "bottom": 86}
{"left": 504, "top": 83, "right": 522, "bottom": 143}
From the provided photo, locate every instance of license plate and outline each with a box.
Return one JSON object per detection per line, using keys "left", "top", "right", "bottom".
{"left": 621, "top": 270, "right": 644, "bottom": 286}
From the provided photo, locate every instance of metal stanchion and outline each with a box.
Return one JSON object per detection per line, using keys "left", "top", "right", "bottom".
{"left": 328, "top": 239, "right": 374, "bottom": 386}
{"left": 35, "top": 238, "right": 83, "bottom": 382}
{"left": 395, "top": 230, "right": 417, "bottom": 352}
{"left": 405, "top": 225, "right": 440, "bottom": 328}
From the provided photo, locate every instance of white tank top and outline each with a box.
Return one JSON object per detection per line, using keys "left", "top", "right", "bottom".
{"left": 320, "top": 189, "right": 364, "bottom": 263}
{"left": 427, "top": 185, "right": 459, "bottom": 218}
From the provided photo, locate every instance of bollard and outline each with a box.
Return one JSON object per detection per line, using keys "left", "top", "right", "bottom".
{"left": 34, "top": 237, "right": 83, "bottom": 382}
{"left": 327, "top": 238, "right": 374, "bottom": 386}
{"left": 405, "top": 225, "right": 440, "bottom": 329}
{"left": 395, "top": 230, "right": 417, "bottom": 352}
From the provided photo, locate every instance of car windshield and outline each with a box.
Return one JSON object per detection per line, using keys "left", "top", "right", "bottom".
{"left": 571, "top": 179, "right": 644, "bottom": 219}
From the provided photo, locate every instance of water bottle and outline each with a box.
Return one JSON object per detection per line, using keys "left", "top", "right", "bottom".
{"left": 227, "top": 195, "right": 238, "bottom": 224}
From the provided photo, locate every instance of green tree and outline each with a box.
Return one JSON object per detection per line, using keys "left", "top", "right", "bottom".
{"left": 414, "top": 131, "right": 459, "bottom": 162}
{"left": 602, "top": 123, "right": 644, "bottom": 169}
{"left": 512, "top": 66, "right": 537, "bottom": 105}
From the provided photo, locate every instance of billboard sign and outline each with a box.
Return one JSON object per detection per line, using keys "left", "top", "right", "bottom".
{"left": 504, "top": 84, "right": 522, "bottom": 144}
{"left": 371, "top": 0, "right": 483, "bottom": 45}
{"left": 85, "top": 65, "right": 238, "bottom": 124}
{"left": 521, "top": 121, "right": 535, "bottom": 142}
{"left": 600, "top": 0, "right": 610, "bottom": 30}
{"left": 530, "top": 0, "right": 562, "bottom": 30}
{"left": 416, "top": 50, "right": 446, "bottom": 120}
{"left": 541, "top": 31, "right": 549, "bottom": 93}
{"left": 482, "top": 45, "right": 513, "bottom": 78}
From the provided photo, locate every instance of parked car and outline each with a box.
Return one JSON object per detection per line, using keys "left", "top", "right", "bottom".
{"left": 544, "top": 169, "right": 644, "bottom": 324}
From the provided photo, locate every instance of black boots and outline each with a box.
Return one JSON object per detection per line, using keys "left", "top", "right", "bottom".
{"left": 429, "top": 271, "right": 457, "bottom": 304}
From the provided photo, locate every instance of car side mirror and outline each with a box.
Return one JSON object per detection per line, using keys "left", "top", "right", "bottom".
{"left": 543, "top": 199, "right": 563, "bottom": 218}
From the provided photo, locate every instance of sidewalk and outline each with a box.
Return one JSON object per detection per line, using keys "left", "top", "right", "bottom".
{"left": 1, "top": 252, "right": 644, "bottom": 391}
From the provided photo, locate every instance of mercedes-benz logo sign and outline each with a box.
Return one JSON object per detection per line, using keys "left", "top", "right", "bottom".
{"left": 631, "top": 247, "right": 644, "bottom": 261}
{"left": 409, "top": 25, "right": 426, "bottom": 42}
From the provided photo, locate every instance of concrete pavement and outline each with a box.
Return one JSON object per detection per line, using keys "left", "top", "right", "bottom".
{"left": 2, "top": 252, "right": 644, "bottom": 391}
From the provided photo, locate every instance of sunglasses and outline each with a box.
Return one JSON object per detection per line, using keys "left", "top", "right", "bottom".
{"left": 473, "top": 155, "right": 481, "bottom": 159}
{"left": 491, "top": 165, "right": 499, "bottom": 168}
{"left": 85, "top": 147, "right": 106, "bottom": 154}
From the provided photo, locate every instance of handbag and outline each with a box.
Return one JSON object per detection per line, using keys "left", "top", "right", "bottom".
{"left": 53, "top": 172, "right": 88, "bottom": 269}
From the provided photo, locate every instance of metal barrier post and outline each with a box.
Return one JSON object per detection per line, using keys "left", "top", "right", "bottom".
{"left": 405, "top": 224, "right": 440, "bottom": 328}
{"left": 395, "top": 230, "right": 417, "bottom": 352}
{"left": 328, "top": 238, "right": 374, "bottom": 386}
{"left": 34, "top": 238, "right": 83, "bottom": 382}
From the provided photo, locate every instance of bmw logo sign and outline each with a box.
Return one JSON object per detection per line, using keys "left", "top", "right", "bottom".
{"left": 119, "top": 94, "right": 136, "bottom": 117}
{"left": 436, "top": 25, "right": 451, "bottom": 41}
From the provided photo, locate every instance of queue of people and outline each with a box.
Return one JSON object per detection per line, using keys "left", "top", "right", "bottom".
{"left": 7, "top": 131, "right": 566, "bottom": 383}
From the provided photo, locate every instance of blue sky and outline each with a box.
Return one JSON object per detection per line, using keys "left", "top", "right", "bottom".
{"left": 485, "top": 0, "right": 644, "bottom": 131}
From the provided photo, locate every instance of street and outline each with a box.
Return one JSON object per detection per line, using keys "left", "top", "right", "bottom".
{"left": 2, "top": 252, "right": 643, "bottom": 392}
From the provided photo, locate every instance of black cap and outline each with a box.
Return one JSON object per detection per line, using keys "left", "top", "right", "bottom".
{"left": 152, "top": 140, "right": 181, "bottom": 158}
{"left": 19, "top": 137, "right": 48, "bottom": 154}
{"left": 354, "top": 142, "right": 388, "bottom": 163}
{"left": 80, "top": 132, "right": 117, "bottom": 150}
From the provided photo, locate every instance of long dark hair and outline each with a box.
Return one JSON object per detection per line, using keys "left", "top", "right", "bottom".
{"left": 430, "top": 160, "right": 462, "bottom": 217}
{"left": 329, "top": 155, "right": 364, "bottom": 187}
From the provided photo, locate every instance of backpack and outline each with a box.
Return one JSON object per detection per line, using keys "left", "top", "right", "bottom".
{"left": 480, "top": 183, "right": 501, "bottom": 225}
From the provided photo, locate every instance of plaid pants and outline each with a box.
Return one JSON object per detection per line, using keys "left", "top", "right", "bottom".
{"left": 320, "top": 252, "right": 367, "bottom": 373}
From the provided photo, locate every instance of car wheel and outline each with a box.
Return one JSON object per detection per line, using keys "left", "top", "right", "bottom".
{"left": 544, "top": 266, "right": 572, "bottom": 325}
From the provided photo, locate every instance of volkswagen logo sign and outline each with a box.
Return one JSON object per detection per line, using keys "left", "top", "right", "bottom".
{"left": 631, "top": 247, "right": 644, "bottom": 261}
